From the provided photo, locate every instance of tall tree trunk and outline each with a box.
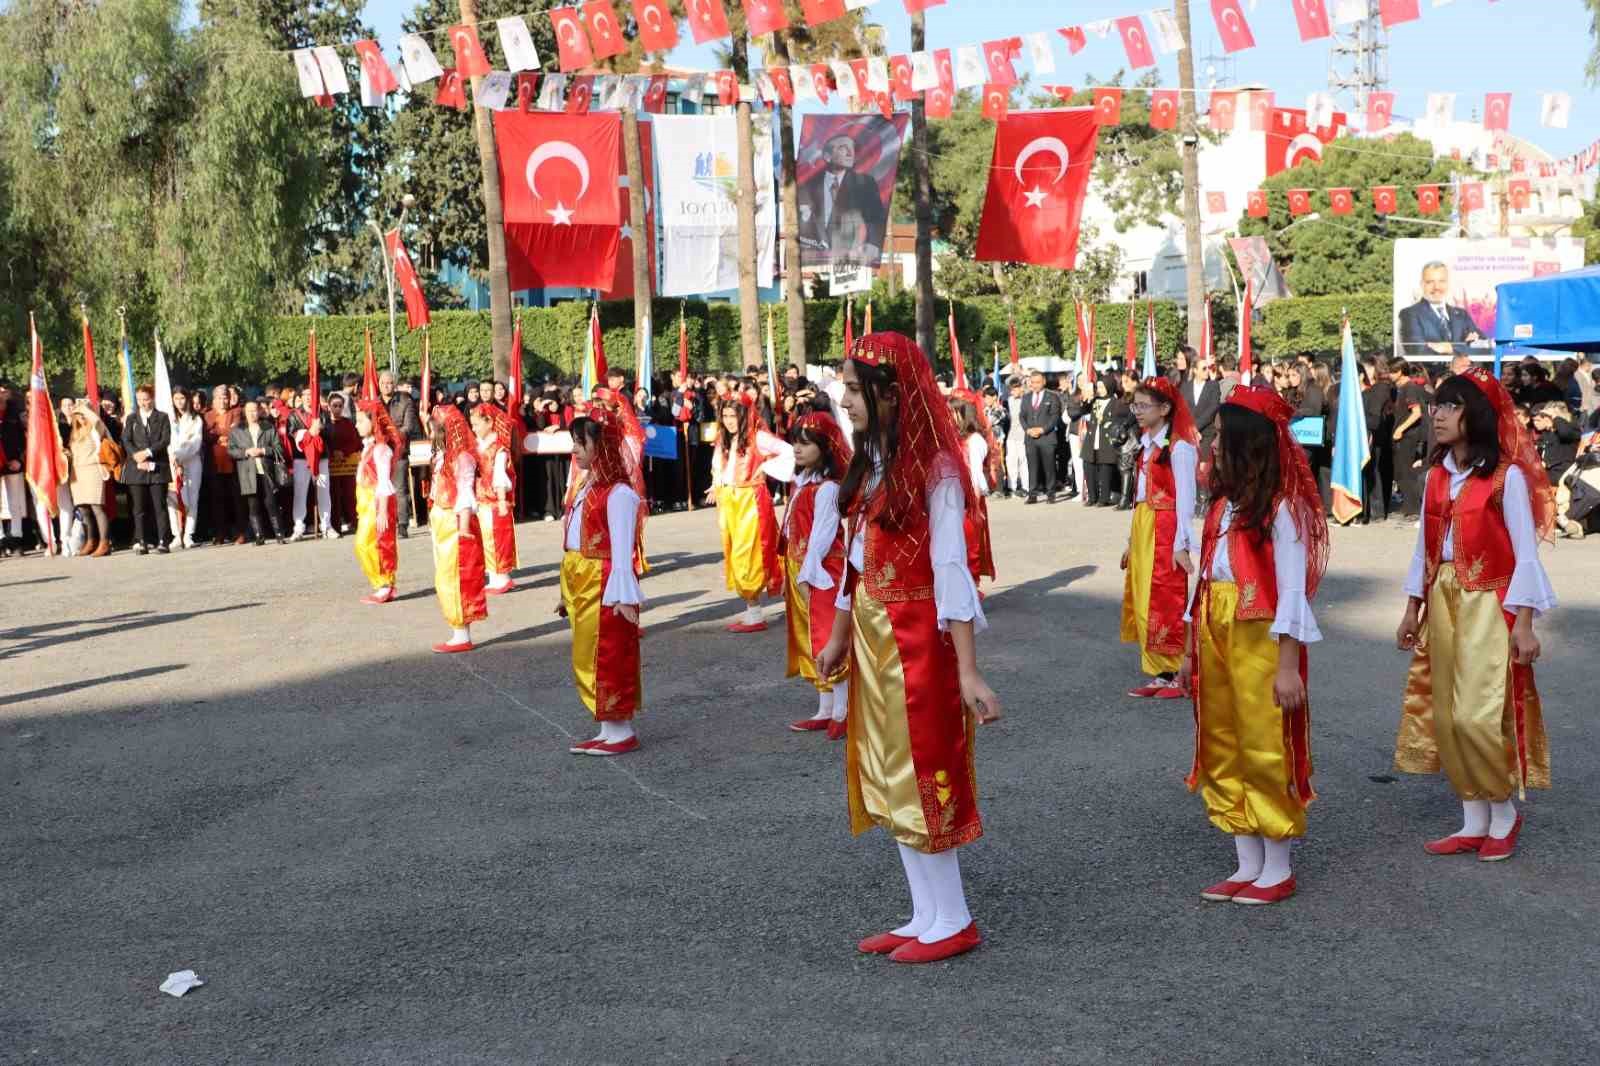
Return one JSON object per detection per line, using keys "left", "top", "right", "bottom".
{"left": 1175, "top": 0, "right": 1205, "bottom": 351}
{"left": 909, "top": 13, "right": 937, "bottom": 364}
{"left": 457, "top": 0, "right": 512, "bottom": 379}
{"left": 731, "top": 38, "right": 762, "bottom": 369}
{"left": 622, "top": 107, "right": 651, "bottom": 378}
{"left": 773, "top": 34, "right": 807, "bottom": 370}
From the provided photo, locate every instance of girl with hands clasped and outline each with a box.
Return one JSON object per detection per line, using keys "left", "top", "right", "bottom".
{"left": 352, "top": 401, "right": 401, "bottom": 605}
{"left": 814, "top": 332, "right": 1000, "bottom": 965}
{"left": 1392, "top": 368, "right": 1557, "bottom": 862}
{"left": 1177, "top": 385, "right": 1328, "bottom": 906}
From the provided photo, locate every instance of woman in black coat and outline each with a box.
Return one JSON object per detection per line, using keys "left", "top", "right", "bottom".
{"left": 227, "top": 400, "right": 288, "bottom": 545}
{"left": 1081, "top": 378, "right": 1132, "bottom": 507}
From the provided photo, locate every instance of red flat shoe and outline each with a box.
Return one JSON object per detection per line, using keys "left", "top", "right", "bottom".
{"left": 727, "top": 621, "right": 768, "bottom": 634}
{"left": 360, "top": 592, "right": 394, "bottom": 605}
{"left": 1478, "top": 814, "right": 1523, "bottom": 862}
{"left": 1423, "top": 833, "right": 1486, "bottom": 855}
{"left": 790, "top": 718, "right": 831, "bottom": 732}
{"left": 431, "top": 641, "right": 475, "bottom": 654}
{"left": 1200, "top": 879, "right": 1254, "bottom": 902}
{"left": 485, "top": 582, "right": 516, "bottom": 596}
{"left": 1232, "top": 877, "right": 1296, "bottom": 905}
{"left": 1127, "top": 681, "right": 1164, "bottom": 698}
{"left": 857, "top": 931, "right": 915, "bottom": 955}
{"left": 568, "top": 738, "right": 604, "bottom": 754}
{"left": 1150, "top": 682, "right": 1188, "bottom": 700}
{"left": 889, "top": 922, "right": 982, "bottom": 964}
{"left": 826, "top": 719, "right": 848, "bottom": 741}
{"left": 585, "top": 736, "right": 640, "bottom": 757}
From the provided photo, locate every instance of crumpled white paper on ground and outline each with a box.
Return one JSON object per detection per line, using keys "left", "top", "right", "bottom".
{"left": 160, "top": 970, "right": 205, "bottom": 997}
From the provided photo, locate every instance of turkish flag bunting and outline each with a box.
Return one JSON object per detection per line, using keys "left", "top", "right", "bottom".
{"left": 603, "top": 126, "right": 655, "bottom": 298}
{"left": 1483, "top": 92, "right": 1512, "bottom": 131}
{"left": 1206, "top": 191, "right": 1227, "bottom": 214}
{"left": 385, "top": 230, "right": 431, "bottom": 330}
{"left": 1150, "top": 89, "right": 1179, "bottom": 130}
{"left": 1508, "top": 178, "right": 1532, "bottom": 210}
{"left": 1287, "top": 189, "right": 1312, "bottom": 216}
{"left": 1367, "top": 91, "right": 1395, "bottom": 132}
{"left": 1059, "top": 26, "right": 1087, "bottom": 55}
{"left": 1246, "top": 190, "right": 1269, "bottom": 218}
{"left": 353, "top": 41, "right": 399, "bottom": 96}
{"left": 809, "top": 63, "right": 833, "bottom": 104}
{"left": 1045, "top": 85, "right": 1075, "bottom": 103}
{"left": 1093, "top": 87, "right": 1123, "bottom": 126}
{"left": 434, "top": 69, "right": 467, "bottom": 110}
{"left": 643, "top": 74, "right": 669, "bottom": 113}
{"left": 981, "top": 84, "right": 1009, "bottom": 122}
{"left": 686, "top": 0, "right": 732, "bottom": 45}
{"left": 447, "top": 24, "right": 492, "bottom": 78}
{"left": 566, "top": 74, "right": 594, "bottom": 114}
{"left": 890, "top": 55, "right": 915, "bottom": 101}
{"left": 801, "top": 0, "right": 845, "bottom": 27}
{"left": 741, "top": 0, "right": 788, "bottom": 37}
{"left": 847, "top": 59, "right": 870, "bottom": 101}
{"left": 1291, "top": 0, "right": 1332, "bottom": 41}
{"left": 550, "top": 8, "right": 594, "bottom": 71}
{"left": 1328, "top": 188, "right": 1354, "bottom": 215}
{"left": 1250, "top": 91, "right": 1275, "bottom": 131}
{"left": 926, "top": 82, "right": 953, "bottom": 119}
{"left": 495, "top": 111, "right": 621, "bottom": 291}
{"left": 769, "top": 66, "right": 794, "bottom": 106}
{"left": 1210, "top": 90, "right": 1237, "bottom": 132}
{"left": 1378, "top": 0, "right": 1420, "bottom": 30}
{"left": 1211, "top": 0, "right": 1256, "bottom": 53}
{"left": 715, "top": 70, "right": 738, "bottom": 106}
{"left": 1371, "top": 185, "right": 1398, "bottom": 215}
{"left": 975, "top": 108, "right": 1101, "bottom": 270}
{"left": 582, "top": 1, "right": 628, "bottom": 60}
{"left": 873, "top": 91, "right": 894, "bottom": 120}
{"left": 983, "top": 39, "right": 1020, "bottom": 87}
{"left": 1115, "top": 17, "right": 1155, "bottom": 69}
{"left": 935, "top": 49, "right": 954, "bottom": 91}
{"left": 634, "top": 0, "right": 678, "bottom": 51}
{"left": 516, "top": 73, "right": 539, "bottom": 111}
{"left": 1459, "top": 182, "right": 1485, "bottom": 213}
{"left": 1416, "top": 184, "right": 1441, "bottom": 215}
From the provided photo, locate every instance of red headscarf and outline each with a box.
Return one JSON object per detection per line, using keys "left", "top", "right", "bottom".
{"left": 567, "top": 388, "right": 647, "bottom": 509}
{"left": 790, "top": 410, "right": 853, "bottom": 476}
{"left": 950, "top": 387, "right": 1004, "bottom": 491}
{"left": 432, "top": 403, "right": 474, "bottom": 471}
{"left": 473, "top": 402, "right": 514, "bottom": 452}
{"left": 1456, "top": 366, "right": 1557, "bottom": 542}
{"left": 357, "top": 399, "right": 403, "bottom": 455}
{"left": 1219, "top": 383, "right": 1330, "bottom": 598}
{"left": 1137, "top": 376, "right": 1199, "bottom": 448}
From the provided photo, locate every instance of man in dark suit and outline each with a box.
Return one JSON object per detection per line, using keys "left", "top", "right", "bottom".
{"left": 798, "top": 133, "right": 888, "bottom": 269}
{"left": 1398, "top": 261, "right": 1481, "bottom": 357}
{"left": 122, "top": 383, "right": 173, "bottom": 553}
{"left": 1176, "top": 345, "right": 1221, "bottom": 450}
{"left": 1019, "top": 371, "right": 1064, "bottom": 504}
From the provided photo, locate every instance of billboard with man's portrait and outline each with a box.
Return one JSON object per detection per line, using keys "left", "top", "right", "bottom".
{"left": 796, "top": 114, "right": 910, "bottom": 276}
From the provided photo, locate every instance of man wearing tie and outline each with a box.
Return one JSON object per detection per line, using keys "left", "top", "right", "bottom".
{"left": 122, "top": 383, "right": 173, "bottom": 554}
{"left": 1398, "top": 261, "right": 1481, "bottom": 357}
{"left": 1019, "top": 371, "right": 1064, "bottom": 504}
{"left": 798, "top": 133, "right": 888, "bottom": 270}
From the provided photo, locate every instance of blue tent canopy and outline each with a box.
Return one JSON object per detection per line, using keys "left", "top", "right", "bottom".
{"left": 1494, "top": 265, "right": 1600, "bottom": 353}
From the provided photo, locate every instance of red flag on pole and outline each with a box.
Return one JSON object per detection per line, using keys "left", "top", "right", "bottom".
{"left": 385, "top": 229, "right": 431, "bottom": 329}
{"left": 24, "top": 313, "right": 66, "bottom": 519}
{"left": 976, "top": 109, "right": 1101, "bottom": 270}
{"left": 1239, "top": 278, "right": 1254, "bottom": 384}
{"left": 678, "top": 304, "right": 689, "bottom": 379}
{"left": 420, "top": 331, "right": 432, "bottom": 417}
{"left": 1124, "top": 309, "right": 1137, "bottom": 374}
{"left": 304, "top": 329, "right": 324, "bottom": 470}
{"left": 948, "top": 304, "right": 965, "bottom": 386}
{"left": 843, "top": 299, "right": 854, "bottom": 356}
{"left": 1007, "top": 317, "right": 1019, "bottom": 366}
{"left": 81, "top": 311, "right": 99, "bottom": 404}
{"left": 362, "top": 327, "right": 379, "bottom": 402}
{"left": 509, "top": 315, "right": 524, "bottom": 413}
{"left": 1081, "top": 303, "right": 1097, "bottom": 386}
{"left": 590, "top": 304, "right": 609, "bottom": 383}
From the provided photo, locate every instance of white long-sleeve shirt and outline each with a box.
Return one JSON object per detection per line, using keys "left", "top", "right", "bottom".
{"left": 1135, "top": 427, "right": 1197, "bottom": 554}
{"left": 1402, "top": 456, "right": 1557, "bottom": 616}
{"left": 790, "top": 472, "right": 842, "bottom": 591}
{"left": 964, "top": 434, "right": 989, "bottom": 496}
{"left": 1184, "top": 500, "right": 1321, "bottom": 644}
{"left": 715, "top": 430, "right": 795, "bottom": 487}
{"left": 477, "top": 439, "right": 513, "bottom": 494}
{"left": 835, "top": 455, "right": 986, "bottom": 633}
{"left": 564, "top": 483, "right": 644, "bottom": 607}
{"left": 445, "top": 453, "right": 476, "bottom": 515}
{"left": 170, "top": 413, "right": 204, "bottom": 466}
{"left": 363, "top": 440, "right": 395, "bottom": 498}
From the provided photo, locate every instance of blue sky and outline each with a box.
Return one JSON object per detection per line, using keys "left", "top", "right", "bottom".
{"left": 362, "top": 0, "right": 1600, "bottom": 156}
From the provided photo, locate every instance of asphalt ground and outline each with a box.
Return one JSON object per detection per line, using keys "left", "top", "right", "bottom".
{"left": 4, "top": 495, "right": 1599, "bottom": 1065}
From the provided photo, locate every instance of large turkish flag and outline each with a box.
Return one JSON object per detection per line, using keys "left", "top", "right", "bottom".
{"left": 633, "top": 0, "right": 678, "bottom": 51}
{"left": 976, "top": 109, "right": 1100, "bottom": 270}
{"left": 385, "top": 230, "right": 430, "bottom": 329}
{"left": 494, "top": 111, "right": 621, "bottom": 290}
{"left": 1264, "top": 106, "right": 1347, "bottom": 176}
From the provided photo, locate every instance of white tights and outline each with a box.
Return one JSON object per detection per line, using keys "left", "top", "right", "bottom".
{"left": 891, "top": 842, "right": 973, "bottom": 944}
{"left": 1229, "top": 834, "right": 1293, "bottom": 888}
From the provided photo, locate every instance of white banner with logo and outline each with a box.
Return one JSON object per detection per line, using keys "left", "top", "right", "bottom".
{"left": 653, "top": 114, "right": 775, "bottom": 297}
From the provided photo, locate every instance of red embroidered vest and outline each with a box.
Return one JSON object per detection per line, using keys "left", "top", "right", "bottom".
{"left": 430, "top": 453, "right": 464, "bottom": 510}
{"left": 717, "top": 436, "right": 765, "bottom": 488}
{"left": 782, "top": 480, "right": 845, "bottom": 566}
{"left": 474, "top": 442, "right": 505, "bottom": 505}
{"left": 857, "top": 496, "right": 935, "bottom": 603}
{"left": 1138, "top": 441, "right": 1178, "bottom": 511}
{"left": 564, "top": 482, "right": 643, "bottom": 574}
{"left": 1423, "top": 462, "right": 1514, "bottom": 597}
{"left": 357, "top": 441, "right": 384, "bottom": 491}
{"left": 1200, "top": 498, "right": 1278, "bottom": 622}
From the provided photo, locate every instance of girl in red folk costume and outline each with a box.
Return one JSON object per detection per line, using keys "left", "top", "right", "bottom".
{"left": 1179, "top": 385, "right": 1329, "bottom": 906}
{"left": 816, "top": 332, "right": 1002, "bottom": 965}
{"left": 353, "top": 401, "right": 401, "bottom": 605}
{"left": 948, "top": 390, "right": 1000, "bottom": 592}
{"left": 1120, "top": 376, "right": 1199, "bottom": 700}
{"left": 470, "top": 403, "right": 519, "bottom": 595}
{"left": 428, "top": 404, "right": 488, "bottom": 653}
{"left": 707, "top": 394, "right": 794, "bottom": 632}
{"left": 1393, "top": 368, "right": 1556, "bottom": 862}
{"left": 781, "top": 411, "right": 852, "bottom": 739}
{"left": 561, "top": 397, "right": 647, "bottom": 757}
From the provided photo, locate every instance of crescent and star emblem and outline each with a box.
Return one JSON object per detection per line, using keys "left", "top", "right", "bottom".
{"left": 1298, "top": 0, "right": 1327, "bottom": 33}
{"left": 527, "top": 141, "right": 592, "bottom": 226}
{"left": 453, "top": 29, "right": 472, "bottom": 56}
{"left": 593, "top": 12, "right": 613, "bottom": 40}
{"left": 1221, "top": 10, "right": 1240, "bottom": 34}
{"left": 644, "top": 3, "right": 664, "bottom": 32}
{"left": 1125, "top": 26, "right": 1145, "bottom": 54}
{"left": 559, "top": 17, "right": 581, "bottom": 50}
{"left": 1286, "top": 131, "right": 1323, "bottom": 166}
{"left": 1015, "top": 136, "right": 1068, "bottom": 209}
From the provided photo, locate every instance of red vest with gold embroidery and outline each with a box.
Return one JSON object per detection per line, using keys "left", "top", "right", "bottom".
{"left": 564, "top": 482, "right": 643, "bottom": 574}
{"left": 474, "top": 442, "right": 505, "bottom": 505}
{"left": 1201, "top": 498, "right": 1279, "bottom": 622}
{"left": 357, "top": 441, "right": 385, "bottom": 491}
{"left": 859, "top": 497, "right": 935, "bottom": 603}
{"left": 1138, "top": 441, "right": 1178, "bottom": 511}
{"left": 783, "top": 479, "right": 845, "bottom": 566}
{"left": 717, "top": 434, "right": 765, "bottom": 488}
{"left": 1423, "top": 462, "right": 1514, "bottom": 597}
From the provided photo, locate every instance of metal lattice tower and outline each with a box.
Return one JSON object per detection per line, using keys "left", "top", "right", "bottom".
{"left": 1327, "top": 1, "right": 1390, "bottom": 117}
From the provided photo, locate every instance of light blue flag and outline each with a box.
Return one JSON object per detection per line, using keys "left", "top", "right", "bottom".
{"left": 1141, "top": 304, "right": 1157, "bottom": 379}
{"left": 638, "top": 314, "right": 653, "bottom": 399}
{"left": 1329, "top": 315, "right": 1371, "bottom": 525}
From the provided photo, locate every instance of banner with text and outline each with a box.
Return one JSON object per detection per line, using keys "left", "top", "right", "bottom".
{"left": 653, "top": 114, "right": 775, "bottom": 297}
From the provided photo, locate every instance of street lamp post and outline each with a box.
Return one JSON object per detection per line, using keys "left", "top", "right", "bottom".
{"left": 368, "top": 193, "right": 415, "bottom": 377}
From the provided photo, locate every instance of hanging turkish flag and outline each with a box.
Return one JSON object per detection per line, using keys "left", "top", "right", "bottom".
{"left": 890, "top": 55, "right": 915, "bottom": 101}
{"left": 1115, "top": 17, "right": 1155, "bottom": 69}
{"left": 1045, "top": 85, "right": 1075, "bottom": 102}
{"left": 1059, "top": 26, "right": 1087, "bottom": 55}
{"left": 983, "top": 38, "right": 1020, "bottom": 87}
{"left": 604, "top": 124, "right": 656, "bottom": 298}
{"left": 634, "top": 0, "right": 678, "bottom": 51}
{"left": 1367, "top": 91, "right": 1395, "bottom": 132}
{"left": 494, "top": 111, "right": 622, "bottom": 290}
{"left": 809, "top": 63, "right": 832, "bottom": 104}
{"left": 1378, "top": 0, "right": 1420, "bottom": 29}
{"left": 643, "top": 74, "right": 669, "bottom": 112}
{"left": 1246, "top": 190, "right": 1269, "bottom": 218}
{"left": 385, "top": 230, "right": 431, "bottom": 330}
{"left": 550, "top": 8, "right": 594, "bottom": 71}
{"left": 1150, "top": 89, "right": 1179, "bottom": 130}
{"left": 1093, "top": 88, "right": 1123, "bottom": 126}
{"left": 801, "top": 0, "right": 845, "bottom": 26}
{"left": 1328, "top": 188, "right": 1354, "bottom": 215}
{"left": 1459, "top": 182, "right": 1485, "bottom": 214}
{"left": 1483, "top": 92, "right": 1512, "bottom": 131}
{"left": 935, "top": 48, "right": 954, "bottom": 90}
{"left": 1265, "top": 106, "right": 1347, "bottom": 175}
{"left": 1287, "top": 189, "right": 1312, "bottom": 216}
{"left": 353, "top": 41, "right": 399, "bottom": 96}
{"left": 1210, "top": 90, "right": 1237, "bottom": 132}
{"left": 686, "top": 0, "right": 732, "bottom": 45}
{"left": 1508, "top": 178, "right": 1532, "bottom": 210}
{"left": 566, "top": 74, "right": 594, "bottom": 114}
{"left": 447, "top": 24, "right": 491, "bottom": 78}
{"left": 435, "top": 68, "right": 467, "bottom": 110}
{"left": 1249, "top": 91, "right": 1275, "bottom": 131}
{"left": 742, "top": 0, "right": 788, "bottom": 37}
{"left": 1416, "top": 184, "right": 1441, "bottom": 215}
{"left": 1206, "top": 191, "right": 1227, "bottom": 214}
{"left": 926, "top": 81, "right": 953, "bottom": 119}
{"left": 1372, "top": 185, "right": 1398, "bottom": 214}
{"left": 714, "top": 69, "right": 738, "bottom": 106}
{"left": 1292, "top": 0, "right": 1332, "bottom": 41}
{"left": 1211, "top": 0, "right": 1256, "bottom": 52}
{"left": 769, "top": 66, "right": 794, "bottom": 106}
{"left": 516, "top": 73, "right": 539, "bottom": 110}
{"left": 582, "top": 1, "right": 627, "bottom": 59}
{"left": 981, "top": 84, "right": 1009, "bottom": 122}
{"left": 975, "top": 108, "right": 1101, "bottom": 270}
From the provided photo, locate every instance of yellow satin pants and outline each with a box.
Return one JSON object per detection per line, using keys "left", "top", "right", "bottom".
{"left": 1121, "top": 504, "right": 1182, "bottom": 676}
{"left": 718, "top": 485, "right": 770, "bottom": 600}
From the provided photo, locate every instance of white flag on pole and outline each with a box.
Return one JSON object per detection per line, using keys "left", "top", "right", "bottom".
{"left": 398, "top": 33, "right": 444, "bottom": 84}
